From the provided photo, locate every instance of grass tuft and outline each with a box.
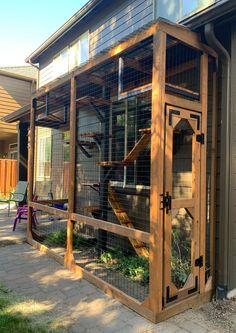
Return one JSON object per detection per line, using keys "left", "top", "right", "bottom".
{"left": 0, "top": 285, "right": 66, "bottom": 333}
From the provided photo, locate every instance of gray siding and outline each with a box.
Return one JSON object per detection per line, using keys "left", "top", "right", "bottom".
{"left": 89, "top": 0, "right": 153, "bottom": 57}
{"left": 39, "top": 0, "right": 153, "bottom": 87}
{"left": 229, "top": 23, "right": 236, "bottom": 290}
{"left": 39, "top": 63, "right": 54, "bottom": 87}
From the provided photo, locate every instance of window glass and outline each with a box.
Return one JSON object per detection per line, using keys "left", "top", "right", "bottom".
{"left": 80, "top": 32, "right": 89, "bottom": 64}
{"left": 36, "top": 132, "right": 51, "bottom": 180}
{"left": 69, "top": 42, "right": 78, "bottom": 71}
{"left": 53, "top": 31, "right": 89, "bottom": 79}
{"left": 157, "top": 0, "right": 215, "bottom": 22}
{"left": 60, "top": 48, "right": 69, "bottom": 75}
{"left": 53, "top": 55, "right": 61, "bottom": 79}
{"left": 111, "top": 94, "right": 151, "bottom": 187}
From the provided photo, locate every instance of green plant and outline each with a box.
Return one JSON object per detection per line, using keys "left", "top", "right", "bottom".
{"left": 171, "top": 227, "right": 191, "bottom": 289}
{"left": 44, "top": 230, "right": 67, "bottom": 248}
{"left": 43, "top": 230, "right": 95, "bottom": 250}
{"left": 99, "top": 250, "right": 149, "bottom": 285}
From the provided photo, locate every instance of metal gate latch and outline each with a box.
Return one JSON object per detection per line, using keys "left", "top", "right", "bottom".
{"left": 160, "top": 192, "right": 172, "bottom": 213}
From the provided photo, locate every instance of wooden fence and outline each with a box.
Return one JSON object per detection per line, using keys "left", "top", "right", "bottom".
{"left": 0, "top": 159, "right": 17, "bottom": 197}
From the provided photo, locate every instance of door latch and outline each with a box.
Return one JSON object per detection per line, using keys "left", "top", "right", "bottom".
{"left": 160, "top": 192, "right": 172, "bottom": 213}
{"left": 195, "top": 255, "right": 203, "bottom": 268}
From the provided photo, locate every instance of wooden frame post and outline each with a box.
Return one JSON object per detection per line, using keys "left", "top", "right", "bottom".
{"left": 27, "top": 98, "right": 36, "bottom": 241}
{"left": 149, "top": 29, "right": 166, "bottom": 316}
{"left": 64, "top": 75, "right": 76, "bottom": 268}
{"left": 199, "top": 53, "right": 208, "bottom": 293}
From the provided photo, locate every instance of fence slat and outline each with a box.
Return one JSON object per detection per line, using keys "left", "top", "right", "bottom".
{"left": 0, "top": 159, "right": 17, "bottom": 198}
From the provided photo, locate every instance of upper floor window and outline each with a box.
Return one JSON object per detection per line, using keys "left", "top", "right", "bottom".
{"left": 157, "top": 0, "right": 215, "bottom": 22}
{"left": 53, "top": 31, "right": 89, "bottom": 79}
{"left": 53, "top": 48, "right": 69, "bottom": 78}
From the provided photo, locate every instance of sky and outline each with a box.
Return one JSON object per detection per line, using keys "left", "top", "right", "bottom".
{"left": 0, "top": 0, "right": 89, "bottom": 67}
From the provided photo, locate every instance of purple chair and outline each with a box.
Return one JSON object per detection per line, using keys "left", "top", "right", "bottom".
{"left": 13, "top": 204, "right": 37, "bottom": 231}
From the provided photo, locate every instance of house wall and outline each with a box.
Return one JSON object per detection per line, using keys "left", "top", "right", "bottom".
{"left": 229, "top": 22, "right": 236, "bottom": 291}
{"left": 0, "top": 74, "right": 32, "bottom": 158}
{"left": 38, "top": 0, "right": 154, "bottom": 87}
{"left": 0, "top": 137, "right": 17, "bottom": 159}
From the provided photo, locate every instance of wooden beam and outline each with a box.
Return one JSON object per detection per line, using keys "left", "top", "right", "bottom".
{"left": 33, "top": 20, "right": 217, "bottom": 100}
{"left": 125, "top": 57, "right": 151, "bottom": 75}
{"left": 34, "top": 75, "right": 71, "bottom": 99}
{"left": 108, "top": 186, "right": 149, "bottom": 257}
{"left": 165, "top": 94, "right": 201, "bottom": 112}
{"left": 71, "top": 264, "right": 156, "bottom": 322}
{"left": 199, "top": 53, "right": 208, "bottom": 293}
{"left": 33, "top": 23, "right": 159, "bottom": 99}
{"left": 36, "top": 199, "right": 68, "bottom": 205}
{"left": 28, "top": 237, "right": 64, "bottom": 265}
{"left": 80, "top": 74, "right": 114, "bottom": 88}
{"left": 166, "top": 59, "right": 196, "bottom": 78}
{"left": 28, "top": 236, "right": 155, "bottom": 322}
{"left": 29, "top": 201, "right": 69, "bottom": 219}
{"left": 155, "top": 290, "right": 212, "bottom": 323}
{"left": 71, "top": 213, "right": 150, "bottom": 244}
{"left": 73, "top": 23, "right": 158, "bottom": 79}
{"left": 64, "top": 75, "right": 77, "bottom": 268}
{"left": 149, "top": 30, "right": 166, "bottom": 315}
{"left": 27, "top": 98, "right": 36, "bottom": 241}
{"left": 158, "top": 20, "right": 217, "bottom": 58}
{"left": 165, "top": 82, "right": 199, "bottom": 97}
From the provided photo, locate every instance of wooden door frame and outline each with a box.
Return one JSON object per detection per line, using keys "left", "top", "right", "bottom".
{"left": 163, "top": 106, "right": 203, "bottom": 306}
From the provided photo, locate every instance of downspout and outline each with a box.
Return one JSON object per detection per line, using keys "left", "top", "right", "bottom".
{"left": 204, "top": 23, "right": 231, "bottom": 298}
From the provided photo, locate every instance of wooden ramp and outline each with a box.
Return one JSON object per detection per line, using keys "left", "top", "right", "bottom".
{"left": 97, "top": 128, "right": 151, "bottom": 167}
{"left": 108, "top": 185, "right": 149, "bottom": 258}
{"left": 123, "top": 128, "right": 151, "bottom": 164}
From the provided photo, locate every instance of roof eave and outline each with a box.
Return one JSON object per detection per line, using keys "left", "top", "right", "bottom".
{"left": 26, "top": 0, "right": 102, "bottom": 64}
{"left": 0, "top": 69, "right": 36, "bottom": 82}
{"left": 180, "top": 0, "right": 236, "bottom": 29}
{"left": 1, "top": 104, "right": 31, "bottom": 123}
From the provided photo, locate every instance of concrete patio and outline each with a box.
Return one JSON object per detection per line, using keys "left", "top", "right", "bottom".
{"left": 0, "top": 207, "right": 27, "bottom": 245}
{"left": 0, "top": 209, "right": 231, "bottom": 332}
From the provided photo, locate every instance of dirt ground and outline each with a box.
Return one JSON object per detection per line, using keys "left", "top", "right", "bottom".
{"left": 198, "top": 297, "right": 236, "bottom": 332}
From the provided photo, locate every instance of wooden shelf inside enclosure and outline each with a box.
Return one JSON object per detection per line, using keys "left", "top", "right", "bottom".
{"left": 76, "top": 96, "right": 110, "bottom": 107}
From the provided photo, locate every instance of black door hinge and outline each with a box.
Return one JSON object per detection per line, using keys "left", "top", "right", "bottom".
{"left": 160, "top": 192, "right": 172, "bottom": 213}
{"left": 166, "top": 286, "right": 178, "bottom": 303}
{"left": 196, "top": 133, "right": 204, "bottom": 144}
{"left": 195, "top": 255, "right": 203, "bottom": 268}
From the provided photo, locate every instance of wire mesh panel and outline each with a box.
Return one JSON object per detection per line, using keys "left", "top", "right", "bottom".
{"left": 73, "top": 222, "right": 149, "bottom": 302}
{"left": 166, "top": 35, "right": 201, "bottom": 100}
{"left": 32, "top": 84, "right": 70, "bottom": 252}
{"left": 73, "top": 39, "right": 153, "bottom": 300}
{"left": 33, "top": 211, "right": 67, "bottom": 255}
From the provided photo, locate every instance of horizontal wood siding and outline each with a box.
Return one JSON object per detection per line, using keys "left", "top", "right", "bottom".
{"left": 0, "top": 74, "right": 32, "bottom": 141}
{"left": 39, "top": 0, "right": 153, "bottom": 87}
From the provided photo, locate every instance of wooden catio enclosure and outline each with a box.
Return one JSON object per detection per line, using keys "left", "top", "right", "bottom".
{"left": 27, "top": 19, "right": 218, "bottom": 323}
